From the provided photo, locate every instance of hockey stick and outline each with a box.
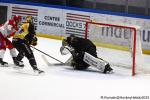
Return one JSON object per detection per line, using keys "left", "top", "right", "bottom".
{"left": 41, "top": 54, "right": 51, "bottom": 66}
{"left": 31, "top": 46, "right": 64, "bottom": 64}
{"left": 41, "top": 54, "right": 69, "bottom": 66}
{"left": 63, "top": 46, "right": 109, "bottom": 64}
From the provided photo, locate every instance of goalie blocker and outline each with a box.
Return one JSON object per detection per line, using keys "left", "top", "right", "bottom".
{"left": 60, "top": 35, "right": 113, "bottom": 74}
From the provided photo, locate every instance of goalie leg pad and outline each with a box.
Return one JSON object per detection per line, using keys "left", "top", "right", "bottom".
{"left": 83, "top": 52, "right": 108, "bottom": 72}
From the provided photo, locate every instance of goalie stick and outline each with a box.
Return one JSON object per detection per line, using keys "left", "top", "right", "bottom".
{"left": 41, "top": 45, "right": 111, "bottom": 73}
{"left": 61, "top": 46, "right": 109, "bottom": 63}
{"left": 41, "top": 54, "right": 72, "bottom": 66}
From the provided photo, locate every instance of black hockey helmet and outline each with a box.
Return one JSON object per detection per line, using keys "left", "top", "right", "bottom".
{"left": 66, "top": 34, "right": 76, "bottom": 44}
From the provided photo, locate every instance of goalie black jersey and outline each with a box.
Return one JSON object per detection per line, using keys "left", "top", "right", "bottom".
{"left": 67, "top": 36, "right": 97, "bottom": 57}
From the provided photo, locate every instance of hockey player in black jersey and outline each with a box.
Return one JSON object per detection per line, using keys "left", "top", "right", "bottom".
{"left": 60, "top": 34, "right": 113, "bottom": 73}
{"left": 12, "top": 16, "right": 44, "bottom": 74}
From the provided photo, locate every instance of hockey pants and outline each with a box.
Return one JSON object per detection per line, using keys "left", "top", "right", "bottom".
{"left": 12, "top": 38, "right": 37, "bottom": 70}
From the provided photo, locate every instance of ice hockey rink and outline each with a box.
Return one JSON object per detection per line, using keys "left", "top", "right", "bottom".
{"left": 0, "top": 37, "right": 150, "bottom": 100}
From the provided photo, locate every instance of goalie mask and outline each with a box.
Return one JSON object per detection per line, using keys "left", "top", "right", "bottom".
{"left": 62, "top": 34, "right": 77, "bottom": 47}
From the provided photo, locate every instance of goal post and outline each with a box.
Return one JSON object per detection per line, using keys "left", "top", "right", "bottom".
{"left": 85, "top": 21, "right": 143, "bottom": 76}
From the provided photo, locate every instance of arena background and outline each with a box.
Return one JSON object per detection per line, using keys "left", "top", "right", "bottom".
{"left": 0, "top": 0, "right": 150, "bottom": 54}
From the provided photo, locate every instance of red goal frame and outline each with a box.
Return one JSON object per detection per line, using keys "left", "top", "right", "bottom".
{"left": 85, "top": 21, "right": 137, "bottom": 76}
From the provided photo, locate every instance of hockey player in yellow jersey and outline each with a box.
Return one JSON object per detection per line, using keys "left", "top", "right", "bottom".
{"left": 12, "top": 16, "right": 44, "bottom": 74}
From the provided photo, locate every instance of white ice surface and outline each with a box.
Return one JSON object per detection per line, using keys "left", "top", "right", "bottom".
{"left": 0, "top": 37, "right": 150, "bottom": 100}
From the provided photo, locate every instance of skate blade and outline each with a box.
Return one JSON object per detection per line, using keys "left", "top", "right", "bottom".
{"left": 0, "top": 64, "right": 9, "bottom": 67}
{"left": 106, "top": 70, "right": 114, "bottom": 74}
{"left": 34, "top": 71, "right": 45, "bottom": 76}
{"left": 13, "top": 66, "right": 24, "bottom": 70}
{"left": 13, "top": 69, "right": 45, "bottom": 76}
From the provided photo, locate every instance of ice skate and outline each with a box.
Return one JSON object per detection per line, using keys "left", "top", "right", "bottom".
{"left": 14, "top": 60, "right": 24, "bottom": 67}
{"left": 0, "top": 58, "right": 8, "bottom": 67}
{"left": 13, "top": 57, "right": 24, "bottom": 67}
{"left": 34, "top": 68, "right": 44, "bottom": 75}
{"left": 13, "top": 60, "right": 24, "bottom": 70}
{"left": 13, "top": 65, "right": 24, "bottom": 70}
{"left": 0, "top": 61, "right": 8, "bottom": 67}
{"left": 103, "top": 64, "right": 113, "bottom": 74}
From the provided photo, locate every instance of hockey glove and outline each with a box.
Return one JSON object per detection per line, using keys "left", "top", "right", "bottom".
{"left": 60, "top": 46, "right": 74, "bottom": 55}
{"left": 31, "top": 36, "right": 38, "bottom": 46}
{"left": 60, "top": 46, "right": 71, "bottom": 55}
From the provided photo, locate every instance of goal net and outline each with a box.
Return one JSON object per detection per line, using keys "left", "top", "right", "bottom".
{"left": 85, "top": 21, "right": 149, "bottom": 76}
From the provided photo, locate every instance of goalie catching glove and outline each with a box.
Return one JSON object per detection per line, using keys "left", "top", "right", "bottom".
{"left": 60, "top": 45, "right": 75, "bottom": 55}
{"left": 60, "top": 38, "right": 75, "bottom": 55}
